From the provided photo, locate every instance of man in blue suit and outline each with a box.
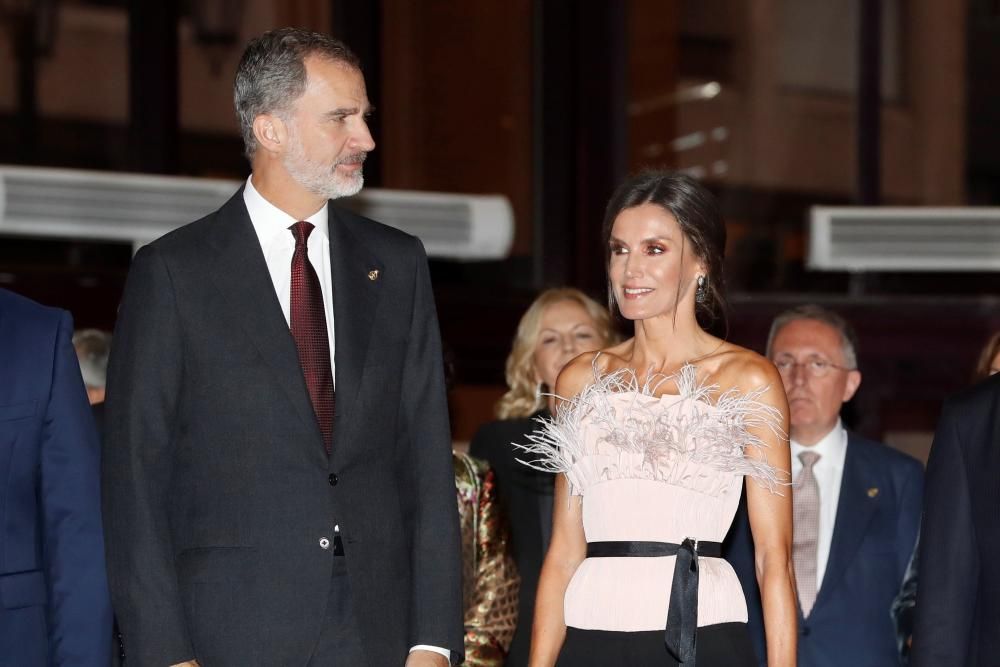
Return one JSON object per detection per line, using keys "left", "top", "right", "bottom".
{"left": 728, "top": 305, "right": 923, "bottom": 666}
{"left": 0, "top": 288, "right": 112, "bottom": 665}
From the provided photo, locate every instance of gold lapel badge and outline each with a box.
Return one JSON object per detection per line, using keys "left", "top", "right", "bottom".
{"left": 867, "top": 487, "right": 879, "bottom": 498}
{"left": 368, "top": 269, "right": 380, "bottom": 281}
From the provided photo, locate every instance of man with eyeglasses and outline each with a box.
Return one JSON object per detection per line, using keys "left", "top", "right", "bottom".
{"left": 732, "top": 304, "right": 923, "bottom": 667}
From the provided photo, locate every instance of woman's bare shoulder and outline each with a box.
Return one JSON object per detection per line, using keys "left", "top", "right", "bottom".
{"left": 556, "top": 341, "right": 633, "bottom": 399}
{"left": 554, "top": 352, "right": 599, "bottom": 400}
{"left": 710, "top": 345, "right": 783, "bottom": 396}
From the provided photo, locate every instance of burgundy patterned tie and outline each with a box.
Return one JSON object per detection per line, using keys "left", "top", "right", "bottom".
{"left": 289, "top": 221, "right": 334, "bottom": 453}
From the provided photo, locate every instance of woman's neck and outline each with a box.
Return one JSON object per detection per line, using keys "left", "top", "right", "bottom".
{"left": 628, "top": 312, "right": 717, "bottom": 374}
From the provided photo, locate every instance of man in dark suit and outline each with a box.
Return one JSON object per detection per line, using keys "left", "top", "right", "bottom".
{"left": 910, "top": 373, "right": 1000, "bottom": 666}
{"left": 103, "top": 29, "right": 462, "bottom": 667}
{"left": 0, "top": 289, "right": 112, "bottom": 665}
{"left": 728, "top": 305, "right": 923, "bottom": 666}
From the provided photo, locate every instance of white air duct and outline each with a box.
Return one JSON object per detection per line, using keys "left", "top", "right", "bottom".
{"left": 0, "top": 165, "right": 514, "bottom": 260}
{"left": 808, "top": 206, "right": 1000, "bottom": 272}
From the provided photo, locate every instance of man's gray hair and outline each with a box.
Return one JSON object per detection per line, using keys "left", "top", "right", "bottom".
{"left": 72, "top": 329, "right": 112, "bottom": 389}
{"left": 765, "top": 304, "right": 859, "bottom": 369}
{"left": 234, "top": 28, "right": 361, "bottom": 160}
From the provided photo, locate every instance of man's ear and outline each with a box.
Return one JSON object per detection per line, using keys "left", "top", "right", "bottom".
{"left": 252, "top": 113, "right": 286, "bottom": 155}
{"left": 843, "top": 369, "right": 862, "bottom": 402}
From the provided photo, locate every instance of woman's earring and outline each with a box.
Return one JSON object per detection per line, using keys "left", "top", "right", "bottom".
{"left": 695, "top": 275, "right": 708, "bottom": 305}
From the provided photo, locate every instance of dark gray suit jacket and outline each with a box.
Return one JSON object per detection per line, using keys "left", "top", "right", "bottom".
{"left": 911, "top": 373, "right": 1000, "bottom": 667}
{"left": 103, "top": 189, "right": 464, "bottom": 666}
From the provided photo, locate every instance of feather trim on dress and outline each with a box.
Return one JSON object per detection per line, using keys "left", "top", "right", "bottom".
{"left": 515, "top": 362, "right": 788, "bottom": 497}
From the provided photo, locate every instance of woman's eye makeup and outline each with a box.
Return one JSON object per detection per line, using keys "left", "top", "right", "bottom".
{"left": 611, "top": 239, "right": 669, "bottom": 255}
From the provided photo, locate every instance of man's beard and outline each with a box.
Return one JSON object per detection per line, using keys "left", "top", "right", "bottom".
{"left": 283, "top": 129, "right": 366, "bottom": 200}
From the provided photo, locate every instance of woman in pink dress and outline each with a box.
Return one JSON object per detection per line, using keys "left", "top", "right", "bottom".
{"left": 524, "top": 171, "right": 797, "bottom": 666}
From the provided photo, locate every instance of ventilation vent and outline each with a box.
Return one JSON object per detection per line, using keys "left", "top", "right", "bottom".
{"left": 809, "top": 206, "right": 1000, "bottom": 272}
{"left": 338, "top": 188, "right": 513, "bottom": 260}
{"left": 0, "top": 165, "right": 514, "bottom": 260}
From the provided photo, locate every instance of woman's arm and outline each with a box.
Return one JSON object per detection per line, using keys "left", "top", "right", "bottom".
{"left": 528, "top": 474, "right": 585, "bottom": 666}
{"left": 738, "top": 359, "right": 797, "bottom": 667}
{"left": 527, "top": 355, "right": 592, "bottom": 666}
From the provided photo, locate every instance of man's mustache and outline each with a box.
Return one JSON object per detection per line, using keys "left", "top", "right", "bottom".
{"left": 336, "top": 153, "right": 368, "bottom": 166}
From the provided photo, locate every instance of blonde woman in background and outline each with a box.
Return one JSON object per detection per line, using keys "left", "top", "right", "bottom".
{"left": 470, "top": 288, "right": 617, "bottom": 666}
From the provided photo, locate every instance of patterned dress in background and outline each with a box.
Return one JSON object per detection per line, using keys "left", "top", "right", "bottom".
{"left": 454, "top": 452, "right": 521, "bottom": 666}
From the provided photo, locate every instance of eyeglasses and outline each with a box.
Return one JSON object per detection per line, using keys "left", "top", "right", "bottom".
{"left": 773, "top": 356, "right": 854, "bottom": 378}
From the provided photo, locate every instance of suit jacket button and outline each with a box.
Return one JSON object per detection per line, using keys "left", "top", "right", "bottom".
{"left": 801, "top": 625, "right": 810, "bottom": 636}
{"left": 319, "top": 537, "right": 331, "bottom": 549}
{"left": 329, "top": 473, "right": 339, "bottom": 486}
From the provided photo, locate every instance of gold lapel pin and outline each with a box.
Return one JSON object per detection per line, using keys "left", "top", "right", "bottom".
{"left": 368, "top": 269, "right": 380, "bottom": 281}
{"left": 867, "top": 487, "right": 879, "bottom": 498}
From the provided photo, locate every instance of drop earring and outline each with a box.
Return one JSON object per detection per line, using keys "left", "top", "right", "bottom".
{"left": 695, "top": 275, "right": 708, "bottom": 305}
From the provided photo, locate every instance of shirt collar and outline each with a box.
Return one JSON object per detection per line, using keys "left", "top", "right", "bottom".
{"left": 791, "top": 419, "right": 847, "bottom": 463}
{"left": 243, "top": 175, "right": 329, "bottom": 248}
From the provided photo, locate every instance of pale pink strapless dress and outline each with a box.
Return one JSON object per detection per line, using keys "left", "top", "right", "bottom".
{"left": 520, "top": 363, "right": 785, "bottom": 632}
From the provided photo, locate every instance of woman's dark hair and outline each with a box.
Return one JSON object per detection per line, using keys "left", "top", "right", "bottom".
{"left": 601, "top": 170, "right": 727, "bottom": 329}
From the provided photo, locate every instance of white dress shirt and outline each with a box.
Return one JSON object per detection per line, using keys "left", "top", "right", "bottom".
{"left": 244, "top": 177, "right": 336, "bottom": 384}
{"left": 243, "top": 177, "right": 449, "bottom": 663}
{"left": 791, "top": 419, "right": 848, "bottom": 593}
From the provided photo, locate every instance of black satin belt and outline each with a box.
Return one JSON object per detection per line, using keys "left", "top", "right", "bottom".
{"left": 585, "top": 539, "right": 722, "bottom": 664}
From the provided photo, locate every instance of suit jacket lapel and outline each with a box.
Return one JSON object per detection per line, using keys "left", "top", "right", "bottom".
{"left": 328, "top": 206, "right": 383, "bottom": 442}
{"left": 205, "top": 188, "right": 325, "bottom": 456}
{"left": 814, "top": 434, "right": 879, "bottom": 609}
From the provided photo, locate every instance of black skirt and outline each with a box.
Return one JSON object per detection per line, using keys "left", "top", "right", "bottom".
{"left": 557, "top": 623, "right": 757, "bottom": 666}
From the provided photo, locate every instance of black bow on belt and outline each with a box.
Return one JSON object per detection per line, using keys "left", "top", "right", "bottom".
{"left": 585, "top": 538, "right": 723, "bottom": 664}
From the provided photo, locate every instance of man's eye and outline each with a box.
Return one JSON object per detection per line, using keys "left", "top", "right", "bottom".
{"left": 810, "top": 360, "right": 830, "bottom": 371}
